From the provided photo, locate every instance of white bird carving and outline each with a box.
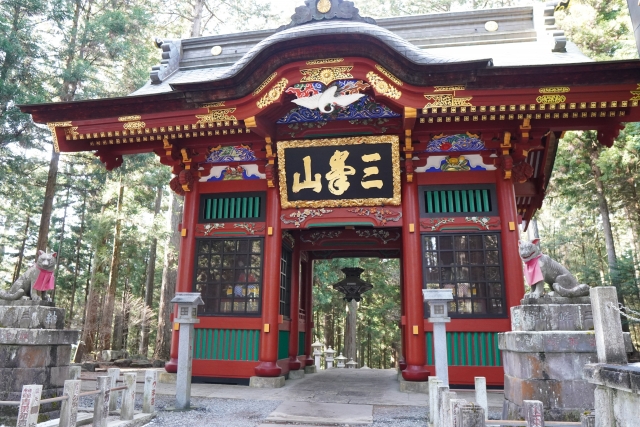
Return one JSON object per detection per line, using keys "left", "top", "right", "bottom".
{"left": 291, "top": 86, "right": 365, "bottom": 113}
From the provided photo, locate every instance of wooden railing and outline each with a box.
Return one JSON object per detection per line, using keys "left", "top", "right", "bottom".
{"left": 7, "top": 367, "right": 158, "bottom": 427}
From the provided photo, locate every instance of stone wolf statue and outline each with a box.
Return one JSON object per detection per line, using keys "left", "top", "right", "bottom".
{"left": 519, "top": 239, "right": 590, "bottom": 298}
{"left": 0, "top": 251, "right": 57, "bottom": 302}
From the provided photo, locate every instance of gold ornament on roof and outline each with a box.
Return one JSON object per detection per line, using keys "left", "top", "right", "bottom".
{"left": 366, "top": 72, "right": 401, "bottom": 99}
{"left": 253, "top": 72, "right": 278, "bottom": 96}
{"left": 539, "top": 87, "right": 570, "bottom": 94}
{"left": 630, "top": 84, "right": 640, "bottom": 101}
{"left": 195, "top": 108, "right": 237, "bottom": 124}
{"left": 257, "top": 78, "right": 289, "bottom": 109}
{"left": 123, "top": 121, "right": 146, "bottom": 130}
{"left": 300, "top": 66, "right": 353, "bottom": 86}
{"left": 374, "top": 64, "right": 403, "bottom": 86}
{"left": 47, "top": 122, "right": 73, "bottom": 153}
{"left": 306, "top": 58, "right": 344, "bottom": 65}
{"left": 118, "top": 115, "right": 142, "bottom": 122}
{"left": 434, "top": 86, "right": 466, "bottom": 92}
{"left": 317, "top": 0, "right": 331, "bottom": 13}
{"left": 202, "top": 101, "right": 226, "bottom": 108}
{"left": 536, "top": 95, "right": 566, "bottom": 104}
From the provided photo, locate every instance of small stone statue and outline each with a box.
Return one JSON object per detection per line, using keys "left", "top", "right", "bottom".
{"left": 519, "top": 239, "right": 590, "bottom": 298}
{"left": 0, "top": 251, "right": 57, "bottom": 302}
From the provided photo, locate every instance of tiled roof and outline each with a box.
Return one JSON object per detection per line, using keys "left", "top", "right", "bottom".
{"left": 131, "top": 5, "right": 591, "bottom": 96}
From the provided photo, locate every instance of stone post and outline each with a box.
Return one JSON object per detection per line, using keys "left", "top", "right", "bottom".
{"left": 590, "top": 287, "right": 627, "bottom": 364}
{"left": 69, "top": 365, "right": 81, "bottom": 380}
{"left": 16, "top": 384, "right": 42, "bottom": 427}
{"left": 439, "top": 389, "right": 456, "bottom": 427}
{"left": 423, "top": 289, "right": 453, "bottom": 386}
{"left": 143, "top": 370, "right": 158, "bottom": 414}
{"left": 594, "top": 385, "right": 614, "bottom": 427}
{"left": 450, "top": 398, "right": 468, "bottom": 427}
{"left": 107, "top": 368, "right": 120, "bottom": 412}
{"left": 474, "top": 377, "right": 488, "bottom": 417}
{"left": 428, "top": 377, "right": 443, "bottom": 426}
{"left": 171, "top": 293, "right": 204, "bottom": 410}
{"left": 59, "top": 380, "right": 81, "bottom": 427}
{"left": 93, "top": 376, "right": 110, "bottom": 427}
{"left": 120, "top": 373, "right": 136, "bottom": 421}
{"left": 459, "top": 404, "right": 486, "bottom": 427}
{"left": 581, "top": 412, "right": 595, "bottom": 427}
{"left": 523, "top": 400, "right": 545, "bottom": 427}
{"left": 435, "top": 384, "right": 450, "bottom": 427}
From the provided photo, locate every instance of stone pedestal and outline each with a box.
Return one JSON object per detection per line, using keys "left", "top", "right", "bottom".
{"left": 398, "top": 377, "right": 429, "bottom": 393}
{"left": 500, "top": 298, "right": 597, "bottom": 422}
{"left": 249, "top": 375, "right": 285, "bottom": 388}
{"left": 0, "top": 303, "right": 79, "bottom": 424}
{"left": 304, "top": 365, "right": 316, "bottom": 374}
{"left": 288, "top": 369, "right": 305, "bottom": 380}
{"left": 500, "top": 297, "right": 634, "bottom": 422}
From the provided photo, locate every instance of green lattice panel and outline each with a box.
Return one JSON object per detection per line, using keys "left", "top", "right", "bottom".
{"left": 426, "top": 331, "right": 501, "bottom": 366}
{"left": 278, "top": 330, "right": 290, "bottom": 360}
{"left": 298, "top": 332, "right": 306, "bottom": 356}
{"left": 193, "top": 328, "right": 260, "bottom": 361}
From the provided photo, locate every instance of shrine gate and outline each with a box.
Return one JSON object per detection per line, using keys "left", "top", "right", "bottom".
{"left": 20, "top": 0, "right": 640, "bottom": 386}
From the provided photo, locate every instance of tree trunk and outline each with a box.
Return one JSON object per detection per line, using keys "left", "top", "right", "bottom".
{"left": 587, "top": 141, "right": 630, "bottom": 332}
{"left": 344, "top": 300, "right": 357, "bottom": 363}
{"left": 13, "top": 216, "right": 31, "bottom": 283}
{"left": 140, "top": 187, "right": 162, "bottom": 357}
{"left": 82, "top": 232, "right": 106, "bottom": 354}
{"left": 191, "top": 0, "right": 205, "bottom": 37}
{"left": 36, "top": 150, "right": 60, "bottom": 253}
{"left": 52, "top": 184, "right": 71, "bottom": 304}
{"left": 153, "top": 192, "right": 181, "bottom": 360}
{"left": 68, "top": 194, "right": 87, "bottom": 327}
{"left": 99, "top": 182, "right": 125, "bottom": 350}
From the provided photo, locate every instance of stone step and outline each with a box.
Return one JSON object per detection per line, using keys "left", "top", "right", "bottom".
{"left": 266, "top": 401, "right": 373, "bottom": 425}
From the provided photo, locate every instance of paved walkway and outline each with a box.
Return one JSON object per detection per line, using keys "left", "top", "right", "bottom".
{"left": 81, "top": 367, "right": 504, "bottom": 408}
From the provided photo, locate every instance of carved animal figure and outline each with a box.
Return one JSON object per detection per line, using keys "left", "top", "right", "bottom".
{"left": 519, "top": 239, "right": 590, "bottom": 298}
{"left": 0, "top": 251, "right": 57, "bottom": 301}
{"left": 291, "top": 85, "right": 365, "bottom": 113}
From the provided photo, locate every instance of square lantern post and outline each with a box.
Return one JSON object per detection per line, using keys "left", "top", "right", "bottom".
{"left": 422, "top": 289, "right": 454, "bottom": 386}
{"left": 171, "top": 292, "right": 204, "bottom": 410}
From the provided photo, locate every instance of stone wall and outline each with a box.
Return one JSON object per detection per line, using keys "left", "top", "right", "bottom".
{"left": 584, "top": 363, "right": 640, "bottom": 427}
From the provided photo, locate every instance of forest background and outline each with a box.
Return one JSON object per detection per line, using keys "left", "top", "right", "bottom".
{"left": 1, "top": 0, "right": 639, "bottom": 368}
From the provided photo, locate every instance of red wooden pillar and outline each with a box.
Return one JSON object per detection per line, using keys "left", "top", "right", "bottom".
{"left": 401, "top": 177, "right": 430, "bottom": 381}
{"left": 288, "top": 235, "right": 302, "bottom": 370}
{"left": 399, "top": 256, "right": 407, "bottom": 370}
{"left": 303, "top": 258, "right": 314, "bottom": 365}
{"left": 165, "top": 180, "right": 199, "bottom": 373}
{"left": 496, "top": 173, "right": 525, "bottom": 312}
{"left": 255, "top": 186, "right": 283, "bottom": 377}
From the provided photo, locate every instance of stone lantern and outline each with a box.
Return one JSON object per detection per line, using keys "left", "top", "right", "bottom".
{"left": 170, "top": 292, "right": 204, "bottom": 410}
{"left": 325, "top": 346, "right": 336, "bottom": 368}
{"left": 422, "top": 288, "right": 453, "bottom": 386}
{"left": 332, "top": 267, "right": 373, "bottom": 302}
{"left": 335, "top": 352, "right": 347, "bottom": 368}
{"left": 312, "top": 340, "right": 323, "bottom": 370}
{"left": 346, "top": 358, "right": 357, "bottom": 369}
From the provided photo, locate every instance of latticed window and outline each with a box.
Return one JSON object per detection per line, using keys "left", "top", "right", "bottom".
{"left": 422, "top": 233, "right": 505, "bottom": 317}
{"left": 199, "top": 192, "right": 265, "bottom": 223}
{"left": 420, "top": 185, "right": 498, "bottom": 217}
{"left": 280, "top": 247, "right": 292, "bottom": 318}
{"left": 194, "top": 238, "right": 263, "bottom": 316}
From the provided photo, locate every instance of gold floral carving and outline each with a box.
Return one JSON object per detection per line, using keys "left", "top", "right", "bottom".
{"left": 257, "top": 78, "right": 289, "bottom": 109}
{"left": 536, "top": 94, "right": 567, "bottom": 104}
{"left": 300, "top": 66, "right": 353, "bottom": 86}
{"left": 233, "top": 223, "right": 265, "bottom": 235}
{"left": 424, "top": 94, "right": 473, "bottom": 108}
{"left": 47, "top": 122, "right": 73, "bottom": 153}
{"left": 118, "top": 115, "right": 141, "bottom": 122}
{"left": 195, "top": 108, "right": 237, "bottom": 124}
{"left": 253, "top": 72, "right": 277, "bottom": 96}
{"left": 366, "top": 72, "right": 401, "bottom": 99}
{"left": 539, "top": 87, "right": 570, "bottom": 94}
{"left": 631, "top": 84, "right": 640, "bottom": 101}
{"left": 374, "top": 65, "right": 403, "bottom": 86}
{"left": 306, "top": 58, "right": 344, "bottom": 65}
{"left": 434, "top": 86, "right": 466, "bottom": 92}
{"left": 281, "top": 208, "right": 333, "bottom": 228}
{"left": 277, "top": 135, "right": 401, "bottom": 209}
{"left": 64, "top": 127, "right": 79, "bottom": 139}
{"left": 202, "top": 101, "right": 226, "bottom": 108}
{"left": 317, "top": 0, "right": 331, "bottom": 13}
{"left": 123, "top": 121, "right": 146, "bottom": 130}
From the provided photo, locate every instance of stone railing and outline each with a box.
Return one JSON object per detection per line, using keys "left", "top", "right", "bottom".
{"left": 429, "top": 375, "right": 591, "bottom": 427}
{"left": 4, "top": 367, "right": 157, "bottom": 427}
